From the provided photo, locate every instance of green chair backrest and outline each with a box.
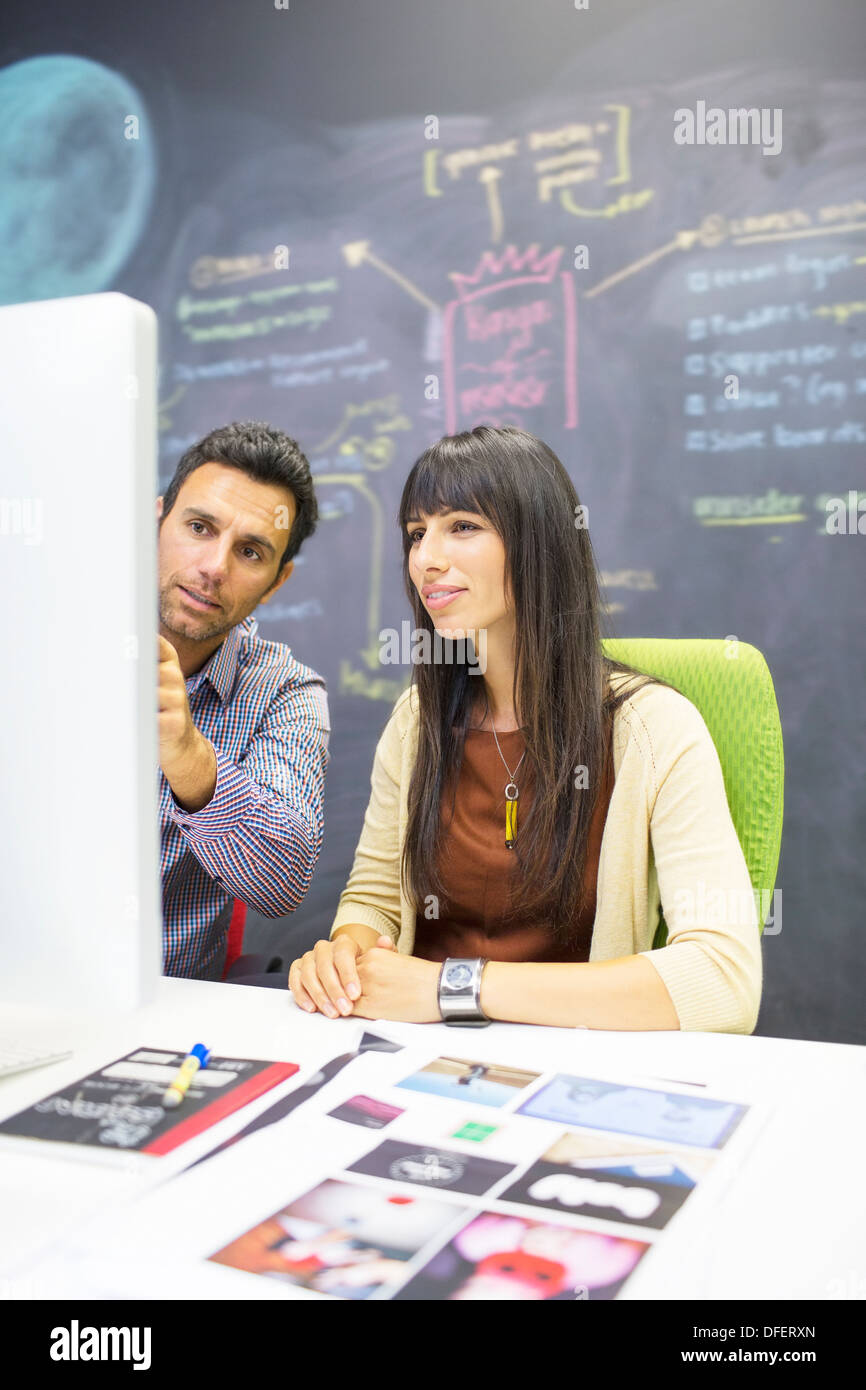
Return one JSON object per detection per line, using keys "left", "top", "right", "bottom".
{"left": 601, "top": 638, "right": 784, "bottom": 949}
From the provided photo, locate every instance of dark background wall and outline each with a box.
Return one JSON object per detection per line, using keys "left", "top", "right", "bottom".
{"left": 2, "top": 0, "right": 864, "bottom": 1043}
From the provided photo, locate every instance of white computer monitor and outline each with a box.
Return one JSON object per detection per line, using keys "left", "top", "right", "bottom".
{"left": 0, "top": 292, "right": 160, "bottom": 1011}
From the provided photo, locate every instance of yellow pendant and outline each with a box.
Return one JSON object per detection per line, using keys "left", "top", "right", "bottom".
{"left": 505, "top": 792, "right": 518, "bottom": 849}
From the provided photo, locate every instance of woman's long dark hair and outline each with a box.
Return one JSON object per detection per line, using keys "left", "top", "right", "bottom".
{"left": 398, "top": 424, "right": 674, "bottom": 944}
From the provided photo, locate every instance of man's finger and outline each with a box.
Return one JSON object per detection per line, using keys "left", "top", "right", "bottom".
{"left": 376, "top": 936, "right": 395, "bottom": 951}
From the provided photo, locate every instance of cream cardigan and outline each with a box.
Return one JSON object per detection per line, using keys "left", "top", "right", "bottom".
{"left": 330, "top": 672, "right": 763, "bottom": 1034}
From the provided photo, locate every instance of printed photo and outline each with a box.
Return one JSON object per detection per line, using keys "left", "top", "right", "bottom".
{"left": 542, "top": 1130, "right": 716, "bottom": 1184}
{"left": 394, "top": 1210, "right": 650, "bottom": 1301}
{"left": 449, "top": 1120, "right": 500, "bottom": 1144}
{"left": 347, "top": 1138, "right": 514, "bottom": 1196}
{"left": 499, "top": 1126, "right": 716, "bottom": 1229}
{"left": 208, "top": 1177, "right": 465, "bottom": 1299}
{"left": 517, "top": 1074, "right": 746, "bottom": 1149}
{"left": 397, "top": 1056, "right": 540, "bottom": 1109}
{"left": 327, "top": 1095, "right": 404, "bottom": 1129}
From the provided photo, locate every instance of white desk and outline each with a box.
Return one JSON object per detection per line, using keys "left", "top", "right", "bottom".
{"left": 0, "top": 978, "right": 863, "bottom": 1300}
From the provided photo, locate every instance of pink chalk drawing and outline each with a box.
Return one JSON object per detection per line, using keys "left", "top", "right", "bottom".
{"left": 442, "top": 245, "right": 578, "bottom": 434}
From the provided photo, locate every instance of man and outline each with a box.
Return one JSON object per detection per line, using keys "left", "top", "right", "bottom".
{"left": 157, "top": 420, "right": 329, "bottom": 979}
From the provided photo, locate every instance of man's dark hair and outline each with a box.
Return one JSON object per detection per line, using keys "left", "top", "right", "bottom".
{"left": 161, "top": 421, "right": 318, "bottom": 568}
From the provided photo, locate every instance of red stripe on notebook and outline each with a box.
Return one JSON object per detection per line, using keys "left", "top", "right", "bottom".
{"left": 143, "top": 1062, "right": 299, "bottom": 1155}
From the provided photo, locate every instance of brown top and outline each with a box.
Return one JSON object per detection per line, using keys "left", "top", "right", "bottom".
{"left": 414, "top": 720, "right": 615, "bottom": 964}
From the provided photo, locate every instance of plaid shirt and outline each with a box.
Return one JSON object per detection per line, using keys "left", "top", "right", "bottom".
{"left": 159, "top": 615, "right": 329, "bottom": 979}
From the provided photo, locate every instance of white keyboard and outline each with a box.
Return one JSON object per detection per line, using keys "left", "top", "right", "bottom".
{"left": 0, "top": 1035, "right": 74, "bottom": 1079}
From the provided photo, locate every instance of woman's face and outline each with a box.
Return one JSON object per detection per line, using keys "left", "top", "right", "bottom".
{"left": 405, "top": 508, "right": 510, "bottom": 640}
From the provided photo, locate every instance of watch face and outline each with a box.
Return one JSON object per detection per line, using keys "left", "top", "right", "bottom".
{"left": 445, "top": 964, "right": 473, "bottom": 990}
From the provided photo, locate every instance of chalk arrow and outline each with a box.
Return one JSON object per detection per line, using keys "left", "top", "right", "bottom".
{"left": 341, "top": 240, "right": 440, "bottom": 310}
{"left": 479, "top": 166, "right": 504, "bottom": 243}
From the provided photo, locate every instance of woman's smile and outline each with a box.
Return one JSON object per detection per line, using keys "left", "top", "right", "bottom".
{"left": 422, "top": 585, "right": 466, "bottom": 610}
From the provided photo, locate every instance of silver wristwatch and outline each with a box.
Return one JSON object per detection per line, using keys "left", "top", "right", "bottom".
{"left": 438, "top": 957, "right": 491, "bottom": 1026}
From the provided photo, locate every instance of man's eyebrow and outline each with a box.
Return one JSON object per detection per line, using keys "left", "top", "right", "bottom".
{"left": 179, "top": 506, "right": 277, "bottom": 557}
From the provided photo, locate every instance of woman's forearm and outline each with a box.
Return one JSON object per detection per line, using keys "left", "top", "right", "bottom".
{"left": 479, "top": 955, "right": 681, "bottom": 1031}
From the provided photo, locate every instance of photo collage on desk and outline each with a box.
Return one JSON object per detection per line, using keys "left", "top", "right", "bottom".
{"left": 207, "top": 1051, "right": 749, "bottom": 1301}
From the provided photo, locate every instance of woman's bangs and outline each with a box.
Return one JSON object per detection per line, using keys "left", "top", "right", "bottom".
{"left": 399, "top": 446, "right": 495, "bottom": 530}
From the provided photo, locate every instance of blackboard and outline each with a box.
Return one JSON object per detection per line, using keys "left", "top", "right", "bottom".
{"left": 2, "top": 2, "right": 864, "bottom": 1042}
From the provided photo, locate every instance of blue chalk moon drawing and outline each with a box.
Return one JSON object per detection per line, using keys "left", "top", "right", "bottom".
{"left": 0, "top": 55, "right": 156, "bottom": 305}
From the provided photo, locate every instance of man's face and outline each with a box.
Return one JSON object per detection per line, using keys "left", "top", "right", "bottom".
{"left": 157, "top": 462, "right": 297, "bottom": 642}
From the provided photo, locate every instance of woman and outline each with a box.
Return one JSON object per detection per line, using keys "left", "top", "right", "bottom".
{"left": 289, "top": 426, "right": 762, "bottom": 1032}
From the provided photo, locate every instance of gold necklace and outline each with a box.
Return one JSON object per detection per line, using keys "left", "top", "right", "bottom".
{"left": 483, "top": 696, "right": 526, "bottom": 850}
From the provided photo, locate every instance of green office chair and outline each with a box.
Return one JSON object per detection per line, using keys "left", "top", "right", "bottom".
{"left": 601, "top": 638, "right": 784, "bottom": 949}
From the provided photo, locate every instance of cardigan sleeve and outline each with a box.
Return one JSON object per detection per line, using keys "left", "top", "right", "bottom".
{"left": 634, "top": 690, "right": 764, "bottom": 1035}
{"left": 328, "top": 692, "right": 410, "bottom": 945}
